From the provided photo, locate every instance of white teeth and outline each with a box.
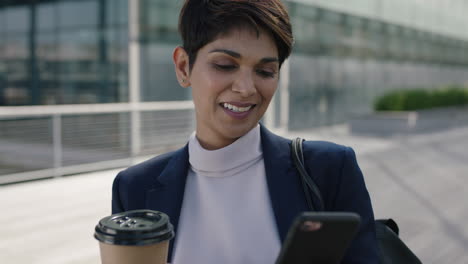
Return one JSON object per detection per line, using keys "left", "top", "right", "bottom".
{"left": 223, "top": 103, "right": 252, "bottom": 113}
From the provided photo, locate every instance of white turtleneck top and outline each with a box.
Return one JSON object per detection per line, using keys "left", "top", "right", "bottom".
{"left": 172, "top": 125, "right": 281, "bottom": 264}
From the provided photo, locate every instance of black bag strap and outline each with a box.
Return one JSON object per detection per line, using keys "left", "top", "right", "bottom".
{"left": 291, "top": 137, "right": 324, "bottom": 211}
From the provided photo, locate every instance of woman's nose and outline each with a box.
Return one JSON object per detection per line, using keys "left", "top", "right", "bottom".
{"left": 231, "top": 71, "right": 257, "bottom": 97}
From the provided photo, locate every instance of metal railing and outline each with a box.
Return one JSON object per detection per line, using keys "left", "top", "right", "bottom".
{"left": 0, "top": 101, "right": 195, "bottom": 185}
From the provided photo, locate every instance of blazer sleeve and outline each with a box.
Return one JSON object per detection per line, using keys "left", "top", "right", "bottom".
{"left": 334, "top": 147, "right": 379, "bottom": 264}
{"left": 112, "top": 172, "right": 125, "bottom": 214}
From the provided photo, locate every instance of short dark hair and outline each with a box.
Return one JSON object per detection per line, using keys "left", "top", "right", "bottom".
{"left": 178, "top": 0, "right": 293, "bottom": 69}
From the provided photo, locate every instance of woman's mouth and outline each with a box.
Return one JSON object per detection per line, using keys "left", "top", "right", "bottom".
{"left": 220, "top": 102, "right": 256, "bottom": 119}
{"left": 221, "top": 103, "right": 254, "bottom": 113}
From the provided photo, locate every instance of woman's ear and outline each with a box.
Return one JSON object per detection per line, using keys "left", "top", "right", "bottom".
{"left": 173, "top": 46, "right": 191, "bottom": 87}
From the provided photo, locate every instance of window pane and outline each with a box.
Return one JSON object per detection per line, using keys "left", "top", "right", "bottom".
{"left": 57, "top": 29, "right": 99, "bottom": 104}
{"left": 106, "top": 27, "right": 129, "bottom": 103}
{"left": 107, "top": 0, "right": 128, "bottom": 26}
{"left": 5, "top": 6, "right": 29, "bottom": 33}
{"left": 0, "top": 32, "right": 5, "bottom": 105}
{"left": 0, "top": 8, "right": 5, "bottom": 32}
{"left": 3, "top": 33, "right": 30, "bottom": 105}
{"left": 140, "top": 44, "right": 190, "bottom": 101}
{"left": 37, "top": 33, "right": 58, "bottom": 104}
{"left": 291, "top": 4, "right": 320, "bottom": 55}
{"left": 141, "top": 0, "right": 180, "bottom": 43}
{"left": 58, "top": 0, "right": 98, "bottom": 29}
{"left": 37, "top": 2, "right": 56, "bottom": 32}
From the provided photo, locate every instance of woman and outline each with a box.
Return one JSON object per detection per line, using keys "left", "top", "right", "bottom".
{"left": 112, "top": 0, "right": 379, "bottom": 263}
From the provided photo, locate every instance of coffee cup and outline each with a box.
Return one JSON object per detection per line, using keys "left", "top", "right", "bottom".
{"left": 94, "top": 210, "right": 174, "bottom": 264}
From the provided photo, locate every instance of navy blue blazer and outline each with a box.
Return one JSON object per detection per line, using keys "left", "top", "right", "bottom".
{"left": 112, "top": 125, "right": 379, "bottom": 263}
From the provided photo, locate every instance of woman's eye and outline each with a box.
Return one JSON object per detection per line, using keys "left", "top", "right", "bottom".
{"left": 214, "top": 64, "right": 236, "bottom": 71}
{"left": 256, "top": 69, "right": 276, "bottom": 78}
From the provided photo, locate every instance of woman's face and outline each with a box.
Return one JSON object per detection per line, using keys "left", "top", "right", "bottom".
{"left": 175, "top": 27, "right": 279, "bottom": 150}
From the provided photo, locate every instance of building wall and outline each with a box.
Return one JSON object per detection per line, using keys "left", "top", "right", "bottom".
{"left": 288, "top": 56, "right": 468, "bottom": 129}
{"left": 294, "top": 0, "right": 468, "bottom": 41}
{"left": 285, "top": 2, "right": 468, "bottom": 129}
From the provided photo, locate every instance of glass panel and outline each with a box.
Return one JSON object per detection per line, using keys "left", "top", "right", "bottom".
{"left": 291, "top": 4, "right": 320, "bottom": 55}
{"left": 294, "top": 3, "right": 319, "bottom": 21}
{"left": 421, "top": 32, "right": 432, "bottom": 63}
{"left": 464, "top": 43, "right": 468, "bottom": 65}
{"left": 386, "top": 24, "right": 402, "bottom": 60}
{"left": 57, "top": 29, "right": 99, "bottom": 104}
{"left": 0, "top": 8, "right": 5, "bottom": 32}
{"left": 435, "top": 38, "right": 445, "bottom": 64}
{"left": 321, "top": 9, "right": 342, "bottom": 25}
{"left": 37, "top": 33, "right": 58, "bottom": 104}
{"left": 5, "top": 6, "right": 29, "bottom": 33}
{"left": 0, "top": 24, "right": 5, "bottom": 105}
{"left": 343, "top": 16, "right": 365, "bottom": 57}
{"left": 139, "top": 0, "right": 188, "bottom": 101}
{"left": 107, "top": 0, "right": 128, "bottom": 26}
{"left": 3, "top": 33, "right": 30, "bottom": 105}
{"left": 141, "top": 0, "right": 180, "bottom": 43}
{"left": 140, "top": 43, "right": 191, "bottom": 101}
{"left": 366, "top": 20, "right": 384, "bottom": 58}
{"left": 58, "top": 0, "right": 98, "bottom": 29}
{"left": 106, "top": 27, "right": 129, "bottom": 103}
{"left": 37, "top": 2, "right": 56, "bottom": 32}
{"left": 317, "top": 10, "right": 344, "bottom": 55}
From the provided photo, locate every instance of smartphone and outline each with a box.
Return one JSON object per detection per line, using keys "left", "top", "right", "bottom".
{"left": 275, "top": 212, "right": 361, "bottom": 264}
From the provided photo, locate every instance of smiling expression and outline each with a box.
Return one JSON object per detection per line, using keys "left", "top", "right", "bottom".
{"left": 174, "top": 27, "right": 279, "bottom": 150}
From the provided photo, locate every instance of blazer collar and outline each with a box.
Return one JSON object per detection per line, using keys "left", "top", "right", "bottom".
{"left": 260, "top": 124, "right": 308, "bottom": 242}
{"left": 146, "top": 144, "right": 190, "bottom": 259}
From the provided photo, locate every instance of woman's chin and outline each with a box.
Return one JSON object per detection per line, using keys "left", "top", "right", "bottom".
{"left": 220, "top": 123, "right": 257, "bottom": 139}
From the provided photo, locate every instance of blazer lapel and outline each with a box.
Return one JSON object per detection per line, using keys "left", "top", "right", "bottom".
{"left": 260, "top": 125, "right": 308, "bottom": 242}
{"left": 145, "top": 145, "right": 189, "bottom": 258}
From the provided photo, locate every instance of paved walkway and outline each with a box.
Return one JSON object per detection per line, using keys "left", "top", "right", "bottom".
{"left": 1, "top": 125, "right": 468, "bottom": 263}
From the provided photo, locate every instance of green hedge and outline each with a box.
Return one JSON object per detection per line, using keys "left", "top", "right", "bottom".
{"left": 374, "top": 86, "right": 468, "bottom": 111}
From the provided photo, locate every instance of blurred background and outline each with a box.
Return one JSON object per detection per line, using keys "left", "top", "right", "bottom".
{"left": 1, "top": 0, "right": 468, "bottom": 182}
{"left": 1, "top": 0, "right": 468, "bottom": 263}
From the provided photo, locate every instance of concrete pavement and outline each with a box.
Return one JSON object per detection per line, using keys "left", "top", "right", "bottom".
{"left": 1, "top": 124, "right": 468, "bottom": 263}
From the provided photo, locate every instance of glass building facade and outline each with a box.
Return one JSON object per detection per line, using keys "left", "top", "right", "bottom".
{"left": 1, "top": 0, "right": 468, "bottom": 181}
{"left": 0, "top": 0, "right": 129, "bottom": 105}
{"left": 286, "top": 2, "right": 468, "bottom": 128}
{"left": 1, "top": 0, "right": 467, "bottom": 106}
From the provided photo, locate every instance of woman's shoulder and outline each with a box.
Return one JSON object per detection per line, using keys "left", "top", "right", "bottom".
{"left": 301, "top": 139, "right": 357, "bottom": 168}
{"left": 302, "top": 139, "right": 353, "bottom": 156}
{"left": 302, "top": 139, "right": 349, "bottom": 151}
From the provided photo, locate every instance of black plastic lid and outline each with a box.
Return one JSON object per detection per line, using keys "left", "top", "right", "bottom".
{"left": 94, "top": 210, "right": 174, "bottom": 246}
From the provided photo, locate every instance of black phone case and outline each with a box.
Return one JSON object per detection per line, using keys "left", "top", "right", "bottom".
{"left": 275, "top": 212, "right": 361, "bottom": 264}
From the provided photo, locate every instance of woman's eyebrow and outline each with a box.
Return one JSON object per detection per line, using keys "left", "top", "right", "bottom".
{"left": 260, "top": 57, "right": 279, "bottom": 64}
{"left": 209, "top": 49, "right": 241, "bottom": 58}
{"left": 209, "top": 49, "right": 279, "bottom": 64}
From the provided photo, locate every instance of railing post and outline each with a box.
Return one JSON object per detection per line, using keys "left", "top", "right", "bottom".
{"left": 129, "top": 0, "right": 142, "bottom": 160}
{"left": 52, "top": 114, "right": 62, "bottom": 177}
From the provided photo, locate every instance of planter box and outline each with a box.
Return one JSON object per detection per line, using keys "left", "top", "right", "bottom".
{"left": 350, "top": 107, "right": 468, "bottom": 136}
